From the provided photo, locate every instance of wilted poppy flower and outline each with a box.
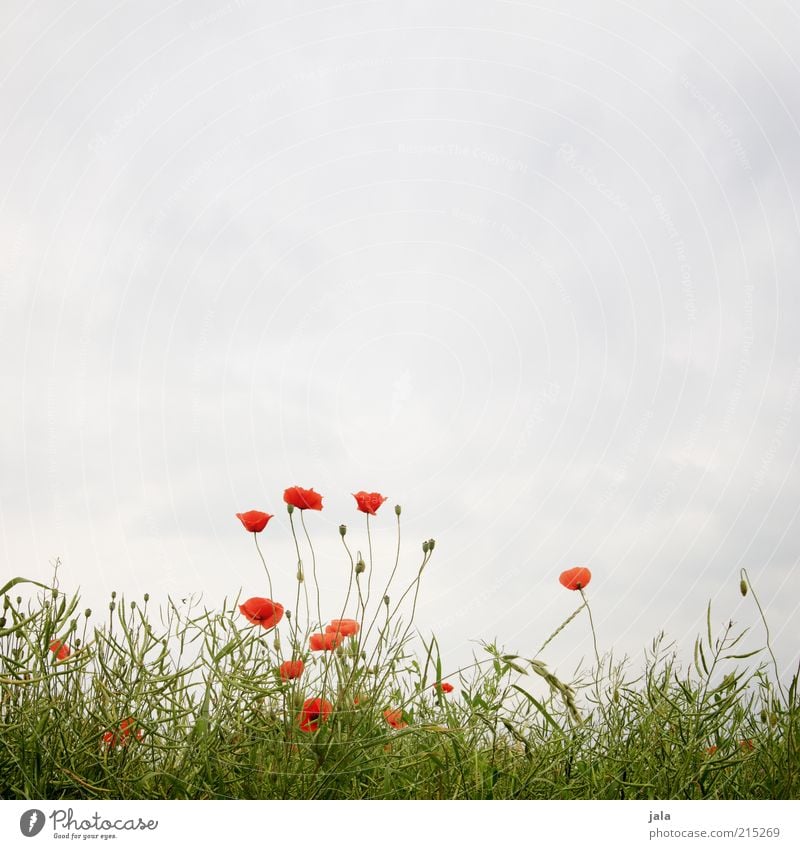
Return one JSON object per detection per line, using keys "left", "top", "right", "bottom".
{"left": 434, "top": 682, "right": 454, "bottom": 694}
{"left": 279, "top": 659, "right": 304, "bottom": 680}
{"left": 283, "top": 486, "right": 323, "bottom": 511}
{"left": 102, "top": 717, "right": 144, "bottom": 749}
{"left": 49, "top": 640, "right": 70, "bottom": 661}
{"left": 309, "top": 631, "right": 343, "bottom": 651}
{"left": 384, "top": 709, "right": 407, "bottom": 730}
{"left": 353, "top": 491, "right": 387, "bottom": 515}
{"left": 235, "top": 510, "right": 273, "bottom": 533}
{"left": 239, "top": 597, "right": 284, "bottom": 630}
{"left": 298, "top": 697, "right": 333, "bottom": 732}
{"left": 326, "top": 618, "right": 360, "bottom": 637}
{"left": 559, "top": 566, "right": 592, "bottom": 591}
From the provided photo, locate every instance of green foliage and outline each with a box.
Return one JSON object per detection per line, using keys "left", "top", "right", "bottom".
{"left": 1, "top": 577, "right": 797, "bottom": 800}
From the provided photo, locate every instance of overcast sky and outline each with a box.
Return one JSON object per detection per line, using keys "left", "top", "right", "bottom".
{"left": 1, "top": 0, "right": 799, "bottom": 688}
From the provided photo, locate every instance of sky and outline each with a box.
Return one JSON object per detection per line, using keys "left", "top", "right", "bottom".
{"left": 1, "top": 0, "right": 799, "bottom": 690}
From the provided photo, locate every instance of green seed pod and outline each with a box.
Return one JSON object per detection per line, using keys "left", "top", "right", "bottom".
{"left": 111, "top": 591, "right": 117, "bottom": 599}
{"left": 287, "top": 504, "right": 295, "bottom": 515}
{"left": 355, "top": 558, "right": 366, "bottom": 575}
{"left": 339, "top": 524, "right": 347, "bottom": 536}
{"left": 143, "top": 593, "right": 150, "bottom": 603}
{"left": 130, "top": 601, "right": 136, "bottom": 610}
{"left": 740, "top": 579, "right": 748, "bottom": 597}
{"left": 395, "top": 504, "right": 402, "bottom": 516}
{"left": 383, "top": 595, "right": 390, "bottom": 607}
{"left": 285, "top": 610, "right": 292, "bottom": 621}
{"left": 422, "top": 540, "right": 429, "bottom": 553}
{"left": 85, "top": 608, "right": 92, "bottom": 618}
{"left": 51, "top": 587, "right": 59, "bottom": 598}
{"left": 296, "top": 566, "right": 304, "bottom": 583}
{"left": 428, "top": 538, "right": 435, "bottom": 551}
{"left": 109, "top": 601, "right": 116, "bottom": 612}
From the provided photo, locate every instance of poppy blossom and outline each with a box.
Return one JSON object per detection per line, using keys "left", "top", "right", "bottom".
{"left": 309, "top": 631, "right": 343, "bottom": 651}
{"left": 705, "top": 745, "right": 718, "bottom": 756}
{"left": 49, "top": 640, "right": 70, "bottom": 661}
{"left": 434, "top": 682, "right": 454, "bottom": 694}
{"left": 283, "top": 486, "right": 323, "bottom": 511}
{"left": 353, "top": 491, "right": 387, "bottom": 515}
{"left": 298, "top": 697, "right": 333, "bottom": 732}
{"left": 559, "top": 566, "right": 592, "bottom": 591}
{"left": 326, "top": 618, "right": 360, "bottom": 637}
{"left": 235, "top": 510, "right": 273, "bottom": 533}
{"left": 740, "top": 739, "right": 755, "bottom": 752}
{"left": 279, "top": 659, "right": 304, "bottom": 681}
{"left": 239, "top": 597, "right": 284, "bottom": 630}
{"left": 384, "top": 709, "right": 407, "bottom": 730}
{"left": 103, "top": 717, "right": 144, "bottom": 749}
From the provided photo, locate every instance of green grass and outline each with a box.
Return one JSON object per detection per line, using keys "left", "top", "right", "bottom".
{"left": 1, "top": 545, "right": 797, "bottom": 800}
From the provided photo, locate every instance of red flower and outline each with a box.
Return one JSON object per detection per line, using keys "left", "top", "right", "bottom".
{"left": 740, "top": 739, "right": 755, "bottom": 752}
{"left": 353, "top": 491, "right": 387, "bottom": 515}
{"left": 49, "top": 640, "right": 70, "bottom": 661}
{"left": 102, "top": 717, "right": 144, "bottom": 749}
{"left": 384, "top": 709, "right": 407, "bottom": 729}
{"left": 298, "top": 697, "right": 332, "bottom": 732}
{"left": 705, "top": 745, "right": 718, "bottom": 756}
{"left": 326, "top": 618, "right": 360, "bottom": 637}
{"left": 279, "top": 659, "right": 304, "bottom": 680}
{"left": 434, "top": 682, "right": 454, "bottom": 694}
{"left": 309, "top": 631, "right": 343, "bottom": 651}
{"left": 559, "top": 566, "right": 592, "bottom": 591}
{"left": 239, "top": 597, "right": 284, "bottom": 630}
{"left": 283, "top": 486, "right": 323, "bottom": 511}
{"left": 235, "top": 510, "right": 273, "bottom": 533}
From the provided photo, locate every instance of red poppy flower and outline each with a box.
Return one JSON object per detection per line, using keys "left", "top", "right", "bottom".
{"left": 235, "top": 510, "right": 273, "bottom": 533}
{"left": 740, "top": 739, "right": 755, "bottom": 752}
{"left": 309, "top": 631, "right": 343, "bottom": 651}
{"left": 705, "top": 745, "right": 718, "bottom": 756}
{"left": 279, "top": 659, "right": 304, "bottom": 680}
{"left": 353, "top": 491, "right": 387, "bottom": 515}
{"left": 239, "top": 597, "right": 284, "bottom": 630}
{"left": 283, "top": 486, "right": 323, "bottom": 511}
{"left": 326, "top": 618, "right": 360, "bottom": 637}
{"left": 559, "top": 566, "right": 592, "bottom": 591}
{"left": 384, "top": 709, "right": 407, "bottom": 730}
{"left": 49, "top": 640, "right": 70, "bottom": 661}
{"left": 298, "top": 697, "right": 333, "bottom": 732}
{"left": 434, "top": 682, "right": 454, "bottom": 694}
{"left": 102, "top": 717, "right": 144, "bottom": 749}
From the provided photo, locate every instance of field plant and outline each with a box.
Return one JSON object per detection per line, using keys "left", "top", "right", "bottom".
{"left": 1, "top": 487, "right": 798, "bottom": 800}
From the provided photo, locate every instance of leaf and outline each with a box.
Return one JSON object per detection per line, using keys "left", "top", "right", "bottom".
{"left": 0, "top": 577, "right": 50, "bottom": 596}
{"left": 511, "top": 684, "right": 565, "bottom": 738}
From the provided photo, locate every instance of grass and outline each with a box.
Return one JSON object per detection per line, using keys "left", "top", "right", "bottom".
{"left": 1, "top": 508, "right": 797, "bottom": 801}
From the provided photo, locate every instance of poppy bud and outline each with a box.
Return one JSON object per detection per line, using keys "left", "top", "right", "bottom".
{"left": 273, "top": 633, "right": 281, "bottom": 651}
{"left": 740, "top": 579, "right": 748, "bottom": 596}
{"left": 130, "top": 601, "right": 136, "bottom": 610}
{"left": 770, "top": 713, "right": 778, "bottom": 726}
{"left": 760, "top": 709, "right": 768, "bottom": 723}
{"left": 74, "top": 638, "right": 81, "bottom": 648}
{"left": 383, "top": 595, "right": 390, "bottom": 606}
{"left": 111, "top": 591, "right": 117, "bottom": 599}
{"left": 52, "top": 587, "right": 59, "bottom": 598}
{"left": 339, "top": 524, "right": 347, "bottom": 536}
{"left": 428, "top": 539, "right": 435, "bottom": 551}
{"left": 109, "top": 601, "right": 116, "bottom": 611}
{"left": 16, "top": 596, "right": 22, "bottom": 605}
{"left": 287, "top": 504, "right": 295, "bottom": 514}
{"left": 85, "top": 608, "right": 92, "bottom": 618}
{"left": 0, "top": 617, "right": 5, "bottom": 628}
{"left": 355, "top": 558, "right": 366, "bottom": 575}
{"left": 285, "top": 609, "right": 292, "bottom": 621}
{"left": 395, "top": 504, "right": 402, "bottom": 516}
{"left": 3, "top": 596, "right": 9, "bottom": 609}
{"left": 422, "top": 541, "right": 429, "bottom": 553}
{"left": 296, "top": 566, "right": 304, "bottom": 582}
{"left": 143, "top": 593, "right": 150, "bottom": 603}
{"left": 69, "top": 619, "right": 77, "bottom": 632}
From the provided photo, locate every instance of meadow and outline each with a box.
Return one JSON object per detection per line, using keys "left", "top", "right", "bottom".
{"left": 1, "top": 488, "right": 797, "bottom": 800}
